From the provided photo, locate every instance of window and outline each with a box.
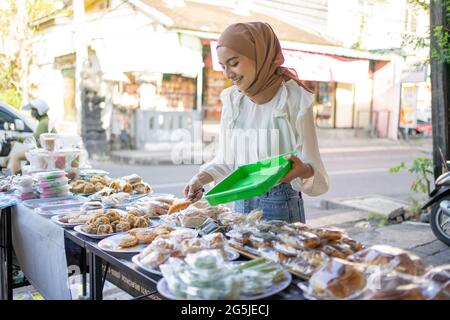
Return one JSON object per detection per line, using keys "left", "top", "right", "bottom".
{"left": 0, "top": 110, "right": 15, "bottom": 130}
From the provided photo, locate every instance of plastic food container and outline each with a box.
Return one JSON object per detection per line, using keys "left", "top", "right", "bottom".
{"left": 25, "top": 149, "right": 50, "bottom": 170}
{"left": 40, "top": 133, "right": 57, "bottom": 152}
{"left": 204, "top": 152, "right": 295, "bottom": 205}
{"left": 34, "top": 170, "right": 66, "bottom": 181}
{"left": 38, "top": 177, "right": 69, "bottom": 189}
{"left": 38, "top": 184, "right": 70, "bottom": 194}
{"left": 40, "top": 189, "right": 71, "bottom": 199}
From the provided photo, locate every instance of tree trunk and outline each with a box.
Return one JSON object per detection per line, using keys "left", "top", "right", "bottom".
{"left": 431, "top": 0, "right": 450, "bottom": 179}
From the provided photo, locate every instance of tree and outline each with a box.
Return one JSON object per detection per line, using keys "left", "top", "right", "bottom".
{"left": 405, "top": 1, "right": 450, "bottom": 178}
{"left": 0, "top": 0, "right": 57, "bottom": 108}
{"left": 430, "top": 0, "right": 450, "bottom": 179}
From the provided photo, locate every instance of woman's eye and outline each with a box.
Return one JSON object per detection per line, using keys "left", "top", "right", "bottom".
{"left": 230, "top": 62, "right": 238, "bottom": 67}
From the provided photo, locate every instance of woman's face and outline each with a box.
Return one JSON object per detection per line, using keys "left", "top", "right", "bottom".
{"left": 217, "top": 46, "right": 256, "bottom": 92}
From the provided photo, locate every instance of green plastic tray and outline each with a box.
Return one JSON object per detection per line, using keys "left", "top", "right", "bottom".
{"left": 204, "top": 152, "right": 295, "bottom": 206}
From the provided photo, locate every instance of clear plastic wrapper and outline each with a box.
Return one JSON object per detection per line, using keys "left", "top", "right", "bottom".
{"left": 279, "top": 231, "right": 321, "bottom": 249}
{"left": 348, "top": 245, "right": 426, "bottom": 276}
{"left": 16, "top": 185, "right": 35, "bottom": 193}
{"left": 19, "top": 192, "right": 39, "bottom": 200}
{"left": 160, "top": 250, "right": 241, "bottom": 300}
{"left": 40, "top": 189, "right": 71, "bottom": 198}
{"left": 38, "top": 184, "right": 70, "bottom": 194}
{"left": 238, "top": 258, "right": 285, "bottom": 295}
{"left": 16, "top": 175, "right": 34, "bottom": 188}
{"left": 38, "top": 177, "right": 69, "bottom": 189}
{"left": 312, "top": 227, "right": 345, "bottom": 241}
{"left": 101, "top": 192, "right": 131, "bottom": 207}
{"left": 361, "top": 270, "right": 449, "bottom": 300}
{"left": 34, "top": 170, "right": 66, "bottom": 181}
{"left": 306, "top": 258, "right": 367, "bottom": 299}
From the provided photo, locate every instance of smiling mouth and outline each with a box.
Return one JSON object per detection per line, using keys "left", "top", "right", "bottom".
{"left": 232, "top": 76, "right": 243, "bottom": 84}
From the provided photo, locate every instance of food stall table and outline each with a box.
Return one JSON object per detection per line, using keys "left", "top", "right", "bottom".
{"left": 8, "top": 203, "right": 72, "bottom": 299}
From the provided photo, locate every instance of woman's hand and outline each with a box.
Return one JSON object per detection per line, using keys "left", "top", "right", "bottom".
{"left": 183, "top": 172, "right": 214, "bottom": 203}
{"left": 279, "top": 155, "right": 314, "bottom": 184}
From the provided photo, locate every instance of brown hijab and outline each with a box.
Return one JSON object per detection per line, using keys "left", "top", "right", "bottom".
{"left": 217, "top": 22, "right": 311, "bottom": 104}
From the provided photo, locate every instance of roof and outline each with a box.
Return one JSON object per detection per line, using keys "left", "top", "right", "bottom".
{"left": 140, "top": 0, "right": 338, "bottom": 46}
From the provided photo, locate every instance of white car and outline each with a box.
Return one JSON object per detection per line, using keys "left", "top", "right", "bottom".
{"left": 0, "top": 101, "right": 36, "bottom": 168}
{"left": 0, "top": 101, "right": 36, "bottom": 139}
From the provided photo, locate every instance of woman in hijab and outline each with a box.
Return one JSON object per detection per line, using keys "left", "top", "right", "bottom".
{"left": 184, "top": 22, "right": 329, "bottom": 223}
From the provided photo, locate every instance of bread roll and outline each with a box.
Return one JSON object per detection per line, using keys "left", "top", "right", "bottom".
{"left": 310, "top": 258, "right": 366, "bottom": 299}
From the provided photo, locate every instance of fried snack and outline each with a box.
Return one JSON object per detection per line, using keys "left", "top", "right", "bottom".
{"left": 106, "top": 210, "right": 121, "bottom": 222}
{"left": 81, "top": 224, "right": 97, "bottom": 234}
{"left": 97, "top": 224, "right": 113, "bottom": 234}
{"left": 249, "top": 232, "right": 278, "bottom": 249}
{"left": 129, "top": 228, "right": 158, "bottom": 244}
{"left": 365, "top": 272, "right": 428, "bottom": 300}
{"left": 313, "top": 227, "right": 344, "bottom": 241}
{"left": 93, "top": 216, "right": 110, "bottom": 228}
{"left": 319, "top": 244, "right": 349, "bottom": 259}
{"left": 121, "top": 183, "right": 133, "bottom": 193}
{"left": 329, "top": 242, "right": 355, "bottom": 258}
{"left": 203, "top": 232, "right": 226, "bottom": 249}
{"left": 280, "top": 231, "right": 321, "bottom": 249}
{"left": 168, "top": 200, "right": 192, "bottom": 214}
{"left": 127, "top": 208, "right": 145, "bottom": 217}
{"left": 133, "top": 183, "right": 152, "bottom": 194}
{"left": 72, "top": 182, "right": 86, "bottom": 193}
{"left": 118, "top": 235, "right": 139, "bottom": 248}
{"left": 180, "top": 238, "right": 205, "bottom": 255}
{"left": 125, "top": 214, "right": 138, "bottom": 227}
{"left": 95, "top": 182, "right": 105, "bottom": 192}
{"left": 340, "top": 235, "right": 365, "bottom": 252}
{"left": 83, "top": 182, "right": 96, "bottom": 194}
{"left": 90, "top": 175, "right": 109, "bottom": 185}
{"left": 109, "top": 180, "right": 123, "bottom": 190}
{"left": 272, "top": 241, "right": 299, "bottom": 257}
{"left": 309, "top": 258, "right": 366, "bottom": 299}
{"left": 121, "top": 174, "right": 143, "bottom": 185}
{"left": 133, "top": 216, "right": 149, "bottom": 228}
{"left": 115, "top": 221, "right": 132, "bottom": 233}
{"left": 140, "top": 251, "right": 170, "bottom": 269}
{"left": 348, "top": 245, "right": 426, "bottom": 276}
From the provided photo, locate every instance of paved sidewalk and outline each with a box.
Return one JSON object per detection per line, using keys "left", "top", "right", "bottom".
{"left": 307, "top": 207, "right": 450, "bottom": 267}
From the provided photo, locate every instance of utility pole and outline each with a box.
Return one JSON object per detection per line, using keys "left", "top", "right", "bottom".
{"left": 430, "top": 0, "right": 450, "bottom": 179}
{"left": 73, "top": 0, "right": 88, "bottom": 134}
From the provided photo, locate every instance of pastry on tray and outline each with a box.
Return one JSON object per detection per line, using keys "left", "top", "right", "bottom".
{"left": 168, "top": 200, "right": 192, "bottom": 214}
{"left": 308, "top": 258, "right": 367, "bottom": 299}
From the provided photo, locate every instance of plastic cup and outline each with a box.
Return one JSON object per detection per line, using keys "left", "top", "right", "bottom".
{"left": 40, "top": 133, "right": 57, "bottom": 152}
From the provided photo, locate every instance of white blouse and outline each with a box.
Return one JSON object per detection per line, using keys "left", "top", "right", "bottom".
{"left": 200, "top": 80, "right": 329, "bottom": 197}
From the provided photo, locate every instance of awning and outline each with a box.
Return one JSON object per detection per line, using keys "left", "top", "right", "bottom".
{"left": 283, "top": 50, "right": 370, "bottom": 83}
{"left": 210, "top": 41, "right": 370, "bottom": 83}
{"left": 91, "top": 32, "right": 203, "bottom": 78}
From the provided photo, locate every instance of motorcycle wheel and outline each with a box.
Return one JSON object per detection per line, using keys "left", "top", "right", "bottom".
{"left": 430, "top": 199, "right": 450, "bottom": 246}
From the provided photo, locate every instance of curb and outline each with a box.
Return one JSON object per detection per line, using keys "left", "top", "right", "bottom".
{"left": 110, "top": 153, "right": 175, "bottom": 165}
{"left": 320, "top": 199, "right": 359, "bottom": 211}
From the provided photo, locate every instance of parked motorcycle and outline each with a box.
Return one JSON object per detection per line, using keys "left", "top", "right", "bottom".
{"left": 422, "top": 170, "right": 450, "bottom": 245}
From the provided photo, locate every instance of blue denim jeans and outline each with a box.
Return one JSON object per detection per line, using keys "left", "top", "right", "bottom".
{"left": 233, "top": 183, "right": 305, "bottom": 223}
